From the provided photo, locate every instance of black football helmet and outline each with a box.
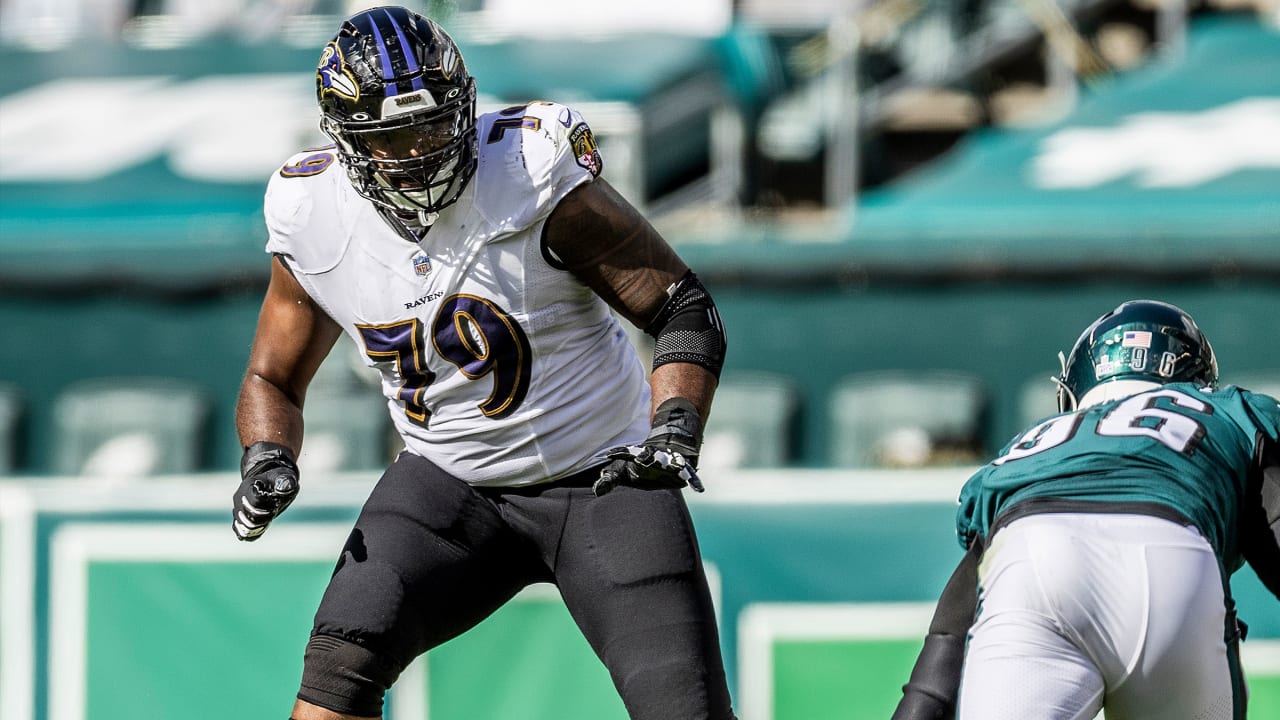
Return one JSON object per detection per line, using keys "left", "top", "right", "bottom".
{"left": 1056, "top": 299, "right": 1218, "bottom": 412}
{"left": 316, "top": 6, "right": 477, "bottom": 223}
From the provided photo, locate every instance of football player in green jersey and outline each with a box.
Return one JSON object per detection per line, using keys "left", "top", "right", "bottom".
{"left": 893, "top": 299, "right": 1280, "bottom": 720}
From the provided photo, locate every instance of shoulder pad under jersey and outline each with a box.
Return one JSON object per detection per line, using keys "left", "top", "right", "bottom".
{"left": 263, "top": 147, "right": 354, "bottom": 275}
{"left": 1239, "top": 387, "right": 1280, "bottom": 440}
{"left": 472, "top": 101, "right": 600, "bottom": 231}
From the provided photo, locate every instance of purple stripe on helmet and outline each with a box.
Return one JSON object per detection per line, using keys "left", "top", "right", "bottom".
{"left": 381, "top": 8, "right": 426, "bottom": 93}
{"left": 366, "top": 12, "right": 396, "bottom": 96}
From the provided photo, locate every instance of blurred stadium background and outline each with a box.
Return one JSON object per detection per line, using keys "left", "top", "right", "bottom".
{"left": 1, "top": 0, "right": 1278, "bottom": 718}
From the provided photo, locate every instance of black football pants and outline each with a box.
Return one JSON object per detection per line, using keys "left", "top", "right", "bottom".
{"left": 301, "top": 450, "right": 736, "bottom": 719}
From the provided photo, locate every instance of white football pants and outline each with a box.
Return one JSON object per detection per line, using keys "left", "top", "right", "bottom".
{"left": 957, "top": 513, "right": 1243, "bottom": 720}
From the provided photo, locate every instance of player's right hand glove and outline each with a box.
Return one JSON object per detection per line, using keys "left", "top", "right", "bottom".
{"left": 232, "top": 441, "right": 300, "bottom": 542}
{"left": 593, "top": 397, "right": 705, "bottom": 496}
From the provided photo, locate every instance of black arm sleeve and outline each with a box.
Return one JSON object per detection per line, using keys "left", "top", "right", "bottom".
{"left": 1241, "top": 433, "right": 1280, "bottom": 600}
{"left": 890, "top": 542, "right": 980, "bottom": 720}
{"left": 644, "top": 271, "right": 727, "bottom": 379}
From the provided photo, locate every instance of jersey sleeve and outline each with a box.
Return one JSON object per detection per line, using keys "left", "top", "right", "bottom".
{"left": 1241, "top": 435, "right": 1280, "bottom": 599}
{"left": 1239, "top": 390, "right": 1280, "bottom": 599}
{"left": 262, "top": 148, "right": 351, "bottom": 274}
{"left": 473, "top": 102, "right": 603, "bottom": 230}
{"left": 954, "top": 469, "right": 986, "bottom": 550}
{"left": 1241, "top": 389, "right": 1280, "bottom": 443}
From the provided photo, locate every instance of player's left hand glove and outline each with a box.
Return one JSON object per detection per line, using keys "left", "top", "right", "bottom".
{"left": 232, "top": 441, "right": 300, "bottom": 542}
{"left": 593, "top": 398, "right": 705, "bottom": 496}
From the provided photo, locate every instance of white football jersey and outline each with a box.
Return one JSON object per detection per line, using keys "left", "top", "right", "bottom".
{"left": 263, "top": 102, "right": 650, "bottom": 486}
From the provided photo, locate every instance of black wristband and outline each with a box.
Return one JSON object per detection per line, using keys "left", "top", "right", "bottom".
{"left": 647, "top": 397, "right": 704, "bottom": 464}
{"left": 241, "top": 440, "right": 298, "bottom": 477}
{"left": 652, "top": 397, "right": 702, "bottom": 439}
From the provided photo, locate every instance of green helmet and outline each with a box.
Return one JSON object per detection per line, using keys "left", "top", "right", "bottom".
{"left": 1057, "top": 300, "right": 1218, "bottom": 412}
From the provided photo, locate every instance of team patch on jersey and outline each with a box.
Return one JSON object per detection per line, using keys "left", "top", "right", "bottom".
{"left": 412, "top": 252, "right": 432, "bottom": 277}
{"left": 569, "top": 123, "right": 602, "bottom": 177}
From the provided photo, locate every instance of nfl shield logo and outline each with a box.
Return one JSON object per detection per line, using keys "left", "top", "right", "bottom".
{"left": 412, "top": 253, "right": 432, "bottom": 277}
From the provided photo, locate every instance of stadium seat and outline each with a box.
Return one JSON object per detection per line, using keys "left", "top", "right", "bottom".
{"left": 700, "top": 371, "right": 800, "bottom": 470}
{"left": 308, "top": 334, "right": 377, "bottom": 395}
{"left": 829, "top": 370, "right": 989, "bottom": 468}
{"left": 298, "top": 389, "right": 393, "bottom": 475}
{"left": 51, "top": 378, "right": 211, "bottom": 478}
{"left": 1017, "top": 373, "right": 1063, "bottom": 427}
{"left": 293, "top": 336, "right": 394, "bottom": 475}
{"left": 0, "top": 383, "right": 23, "bottom": 475}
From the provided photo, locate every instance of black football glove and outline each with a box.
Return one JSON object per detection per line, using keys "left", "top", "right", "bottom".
{"left": 232, "top": 441, "right": 300, "bottom": 542}
{"left": 593, "top": 397, "right": 705, "bottom": 496}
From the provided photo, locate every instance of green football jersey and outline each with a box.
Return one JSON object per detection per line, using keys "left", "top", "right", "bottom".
{"left": 957, "top": 383, "right": 1280, "bottom": 572}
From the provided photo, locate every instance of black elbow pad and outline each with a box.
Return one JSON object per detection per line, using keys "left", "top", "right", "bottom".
{"left": 645, "top": 271, "right": 727, "bottom": 379}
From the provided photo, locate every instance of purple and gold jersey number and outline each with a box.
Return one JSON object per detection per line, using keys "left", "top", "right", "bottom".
{"left": 279, "top": 151, "right": 337, "bottom": 178}
{"left": 357, "top": 294, "right": 532, "bottom": 426}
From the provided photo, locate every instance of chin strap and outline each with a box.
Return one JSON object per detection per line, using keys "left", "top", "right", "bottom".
{"left": 1053, "top": 351, "right": 1077, "bottom": 412}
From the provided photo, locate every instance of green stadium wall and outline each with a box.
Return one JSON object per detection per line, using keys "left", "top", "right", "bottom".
{"left": 1, "top": 474, "right": 1277, "bottom": 720}
{"left": 1, "top": 276, "right": 1277, "bottom": 473}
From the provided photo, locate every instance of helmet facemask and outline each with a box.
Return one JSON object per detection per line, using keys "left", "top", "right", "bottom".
{"left": 322, "top": 83, "right": 477, "bottom": 224}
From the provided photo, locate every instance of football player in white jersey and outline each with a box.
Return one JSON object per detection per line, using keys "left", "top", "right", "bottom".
{"left": 230, "top": 7, "right": 734, "bottom": 720}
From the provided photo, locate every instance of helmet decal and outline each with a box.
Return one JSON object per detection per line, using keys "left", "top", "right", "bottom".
{"left": 439, "top": 41, "right": 459, "bottom": 81}
{"left": 317, "top": 43, "right": 360, "bottom": 102}
{"left": 1121, "top": 330, "right": 1151, "bottom": 348}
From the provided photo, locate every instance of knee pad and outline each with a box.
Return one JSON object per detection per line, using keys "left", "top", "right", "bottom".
{"left": 298, "top": 634, "right": 400, "bottom": 717}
